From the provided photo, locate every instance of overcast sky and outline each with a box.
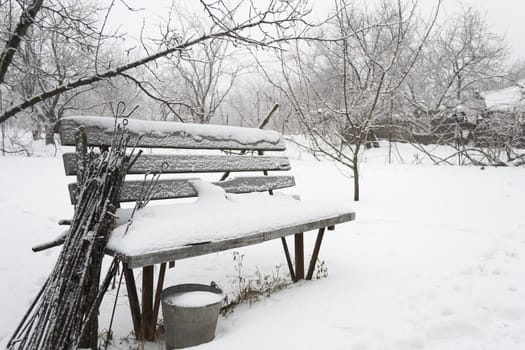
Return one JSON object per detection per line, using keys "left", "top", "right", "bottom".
{"left": 313, "top": 0, "right": 525, "bottom": 60}
{"left": 422, "top": 0, "right": 525, "bottom": 60}
{"left": 109, "top": 0, "right": 525, "bottom": 61}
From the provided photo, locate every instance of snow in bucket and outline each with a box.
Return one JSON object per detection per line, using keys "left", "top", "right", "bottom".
{"left": 164, "top": 290, "right": 224, "bottom": 308}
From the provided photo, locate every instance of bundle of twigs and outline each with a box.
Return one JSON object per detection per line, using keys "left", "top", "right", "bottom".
{"left": 7, "top": 116, "right": 140, "bottom": 350}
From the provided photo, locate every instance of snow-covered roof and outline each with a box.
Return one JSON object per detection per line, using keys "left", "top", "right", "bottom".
{"left": 481, "top": 80, "right": 525, "bottom": 112}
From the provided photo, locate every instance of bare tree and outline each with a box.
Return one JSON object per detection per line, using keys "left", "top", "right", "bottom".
{"left": 164, "top": 38, "right": 241, "bottom": 123}
{"left": 146, "top": 9, "right": 245, "bottom": 124}
{"left": 0, "top": 0, "right": 312, "bottom": 126}
{"left": 221, "top": 75, "right": 289, "bottom": 129}
{"left": 258, "top": 0, "right": 439, "bottom": 201}
{"left": 393, "top": 6, "right": 525, "bottom": 167}
{"left": 0, "top": 0, "right": 44, "bottom": 84}
{"left": 403, "top": 7, "right": 509, "bottom": 140}
{"left": 1, "top": 0, "right": 116, "bottom": 145}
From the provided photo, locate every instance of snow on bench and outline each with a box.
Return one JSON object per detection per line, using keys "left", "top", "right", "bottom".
{"left": 60, "top": 115, "right": 285, "bottom": 150}
{"left": 58, "top": 115, "right": 356, "bottom": 341}
{"left": 108, "top": 180, "right": 354, "bottom": 268}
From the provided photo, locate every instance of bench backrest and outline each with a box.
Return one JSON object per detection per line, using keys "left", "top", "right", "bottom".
{"left": 59, "top": 116, "right": 294, "bottom": 205}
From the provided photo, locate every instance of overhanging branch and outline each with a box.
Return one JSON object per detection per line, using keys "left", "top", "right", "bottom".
{"left": 0, "top": 0, "right": 44, "bottom": 84}
{"left": 0, "top": 1, "right": 309, "bottom": 124}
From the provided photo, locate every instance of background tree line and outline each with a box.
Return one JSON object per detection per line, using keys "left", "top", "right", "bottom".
{"left": 1, "top": 0, "right": 524, "bottom": 197}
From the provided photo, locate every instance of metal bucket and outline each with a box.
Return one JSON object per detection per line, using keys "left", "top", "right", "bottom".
{"left": 161, "top": 283, "right": 223, "bottom": 349}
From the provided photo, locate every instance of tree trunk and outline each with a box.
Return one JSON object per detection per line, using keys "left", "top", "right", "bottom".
{"left": 352, "top": 154, "right": 360, "bottom": 201}
{"left": 31, "top": 115, "right": 42, "bottom": 140}
{"left": 44, "top": 115, "right": 56, "bottom": 145}
{"left": 0, "top": 0, "right": 44, "bottom": 84}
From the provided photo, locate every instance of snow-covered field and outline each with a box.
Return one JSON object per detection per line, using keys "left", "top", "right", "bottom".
{"left": 1, "top": 144, "right": 525, "bottom": 349}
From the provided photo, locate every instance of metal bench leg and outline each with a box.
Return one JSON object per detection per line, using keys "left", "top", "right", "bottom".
{"left": 142, "top": 265, "right": 155, "bottom": 341}
{"left": 294, "top": 233, "right": 305, "bottom": 280}
{"left": 123, "top": 263, "right": 168, "bottom": 342}
{"left": 123, "top": 263, "right": 141, "bottom": 338}
{"left": 152, "top": 262, "right": 167, "bottom": 333}
{"left": 281, "top": 237, "right": 296, "bottom": 282}
{"left": 306, "top": 228, "right": 326, "bottom": 280}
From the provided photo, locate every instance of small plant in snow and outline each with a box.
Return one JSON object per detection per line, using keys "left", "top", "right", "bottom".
{"left": 117, "top": 330, "right": 163, "bottom": 350}
{"left": 315, "top": 259, "right": 329, "bottom": 279}
{"left": 221, "top": 252, "right": 291, "bottom": 315}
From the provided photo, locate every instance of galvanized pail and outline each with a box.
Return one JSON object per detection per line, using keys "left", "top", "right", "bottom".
{"left": 161, "top": 283, "right": 223, "bottom": 349}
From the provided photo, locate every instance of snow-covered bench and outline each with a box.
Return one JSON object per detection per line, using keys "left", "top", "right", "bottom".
{"left": 58, "top": 116, "right": 355, "bottom": 341}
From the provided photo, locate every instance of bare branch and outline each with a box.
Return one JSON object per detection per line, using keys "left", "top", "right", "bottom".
{"left": 0, "top": 0, "right": 43, "bottom": 83}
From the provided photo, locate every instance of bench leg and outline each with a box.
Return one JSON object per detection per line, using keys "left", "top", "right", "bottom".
{"left": 283, "top": 227, "right": 331, "bottom": 282}
{"left": 281, "top": 237, "right": 296, "bottom": 282}
{"left": 152, "top": 262, "right": 167, "bottom": 332}
{"left": 294, "top": 233, "right": 305, "bottom": 280}
{"left": 142, "top": 265, "right": 155, "bottom": 341}
{"left": 123, "top": 263, "right": 141, "bottom": 338}
{"left": 123, "top": 263, "right": 168, "bottom": 342}
{"left": 306, "top": 228, "right": 326, "bottom": 280}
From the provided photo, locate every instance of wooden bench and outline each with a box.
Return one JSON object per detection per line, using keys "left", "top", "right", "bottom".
{"left": 58, "top": 116, "right": 355, "bottom": 341}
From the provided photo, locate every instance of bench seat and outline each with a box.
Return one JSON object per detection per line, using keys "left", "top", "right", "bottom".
{"left": 108, "top": 181, "right": 355, "bottom": 268}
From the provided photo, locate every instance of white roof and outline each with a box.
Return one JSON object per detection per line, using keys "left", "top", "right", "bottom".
{"left": 482, "top": 81, "right": 525, "bottom": 111}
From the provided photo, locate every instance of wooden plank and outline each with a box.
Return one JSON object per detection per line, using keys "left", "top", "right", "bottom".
{"left": 217, "top": 176, "right": 295, "bottom": 196}
{"left": 59, "top": 116, "right": 286, "bottom": 151}
{"left": 111, "top": 233, "right": 265, "bottom": 269}
{"left": 109, "top": 212, "right": 356, "bottom": 268}
{"left": 68, "top": 176, "right": 296, "bottom": 204}
{"left": 262, "top": 212, "right": 355, "bottom": 241}
{"left": 63, "top": 153, "right": 291, "bottom": 176}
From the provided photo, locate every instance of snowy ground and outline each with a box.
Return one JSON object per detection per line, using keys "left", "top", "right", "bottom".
{"left": 1, "top": 143, "right": 525, "bottom": 349}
